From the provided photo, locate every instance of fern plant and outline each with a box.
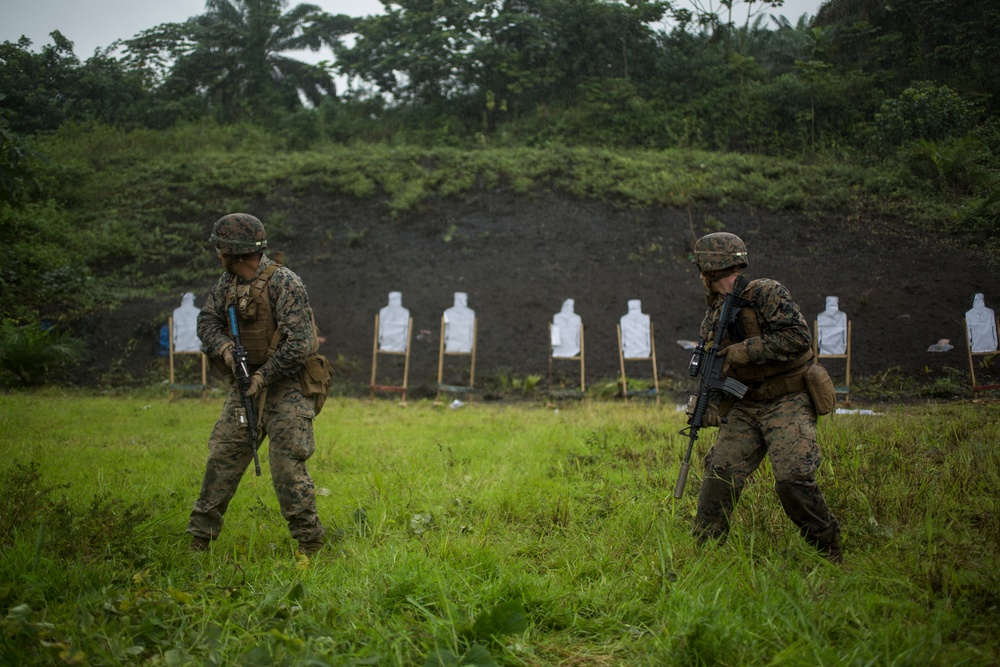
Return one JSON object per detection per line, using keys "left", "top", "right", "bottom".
{"left": 0, "top": 319, "right": 86, "bottom": 386}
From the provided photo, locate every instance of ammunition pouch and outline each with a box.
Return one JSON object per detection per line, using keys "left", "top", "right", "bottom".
{"left": 718, "top": 394, "right": 737, "bottom": 418}
{"left": 804, "top": 363, "right": 836, "bottom": 416}
{"left": 299, "top": 353, "right": 333, "bottom": 414}
{"left": 746, "top": 370, "right": 807, "bottom": 401}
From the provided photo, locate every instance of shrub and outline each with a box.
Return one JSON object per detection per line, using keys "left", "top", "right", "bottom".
{"left": 872, "top": 82, "right": 978, "bottom": 154}
{"left": 900, "top": 136, "right": 994, "bottom": 196}
{"left": 0, "top": 461, "right": 68, "bottom": 548}
{"left": 0, "top": 200, "right": 96, "bottom": 321}
{"left": 45, "top": 493, "right": 151, "bottom": 561}
{"left": 276, "top": 108, "right": 322, "bottom": 150}
{"left": 0, "top": 460, "right": 150, "bottom": 562}
{"left": 0, "top": 319, "right": 86, "bottom": 386}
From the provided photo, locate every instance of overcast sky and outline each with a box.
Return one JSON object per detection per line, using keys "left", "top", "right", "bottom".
{"left": 1, "top": 0, "right": 824, "bottom": 65}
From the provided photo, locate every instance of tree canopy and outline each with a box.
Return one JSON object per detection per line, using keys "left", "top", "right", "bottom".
{"left": 0, "top": 0, "right": 996, "bottom": 155}
{"left": 122, "top": 0, "right": 354, "bottom": 122}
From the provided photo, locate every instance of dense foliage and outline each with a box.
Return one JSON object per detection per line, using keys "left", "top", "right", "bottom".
{"left": 2, "top": 0, "right": 998, "bottom": 152}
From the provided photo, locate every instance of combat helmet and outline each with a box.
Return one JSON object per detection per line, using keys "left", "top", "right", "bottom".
{"left": 692, "top": 232, "right": 748, "bottom": 273}
{"left": 210, "top": 213, "right": 268, "bottom": 256}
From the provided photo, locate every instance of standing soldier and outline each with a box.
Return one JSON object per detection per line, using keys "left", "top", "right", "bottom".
{"left": 188, "top": 213, "right": 326, "bottom": 556}
{"left": 690, "top": 232, "right": 842, "bottom": 562}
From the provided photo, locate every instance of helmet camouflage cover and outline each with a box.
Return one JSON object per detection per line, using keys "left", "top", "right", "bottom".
{"left": 210, "top": 213, "right": 268, "bottom": 256}
{"left": 693, "top": 232, "right": 748, "bottom": 273}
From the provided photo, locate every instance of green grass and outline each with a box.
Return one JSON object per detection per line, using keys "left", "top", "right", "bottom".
{"left": 32, "top": 125, "right": 874, "bottom": 217}
{"left": 1, "top": 391, "right": 998, "bottom": 665}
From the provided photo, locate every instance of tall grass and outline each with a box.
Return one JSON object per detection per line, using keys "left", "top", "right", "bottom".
{"left": 1, "top": 391, "right": 997, "bottom": 665}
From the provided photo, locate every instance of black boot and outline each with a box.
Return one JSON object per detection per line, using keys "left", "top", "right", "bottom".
{"left": 693, "top": 475, "right": 741, "bottom": 545}
{"left": 775, "top": 480, "right": 842, "bottom": 563}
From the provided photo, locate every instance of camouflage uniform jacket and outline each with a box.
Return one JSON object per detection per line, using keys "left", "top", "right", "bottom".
{"left": 198, "top": 256, "right": 316, "bottom": 387}
{"left": 700, "top": 277, "right": 812, "bottom": 396}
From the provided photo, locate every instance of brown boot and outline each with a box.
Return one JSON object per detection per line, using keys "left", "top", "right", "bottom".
{"left": 189, "top": 537, "right": 210, "bottom": 553}
{"left": 297, "top": 540, "right": 323, "bottom": 556}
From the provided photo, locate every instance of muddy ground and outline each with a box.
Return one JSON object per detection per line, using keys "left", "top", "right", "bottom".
{"left": 78, "top": 190, "right": 1000, "bottom": 401}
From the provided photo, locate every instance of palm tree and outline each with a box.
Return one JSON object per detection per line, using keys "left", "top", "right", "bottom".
{"left": 125, "top": 0, "right": 352, "bottom": 121}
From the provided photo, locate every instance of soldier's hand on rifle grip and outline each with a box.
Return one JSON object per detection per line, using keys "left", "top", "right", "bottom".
{"left": 247, "top": 372, "right": 264, "bottom": 397}
{"left": 702, "top": 403, "right": 722, "bottom": 427}
{"left": 684, "top": 395, "right": 698, "bottom": 421}
{"left": 221, "top": 343, "right": 236, "bottom": 373}
{"left": 716, "top": 341, "right": 750, "bottom": 374}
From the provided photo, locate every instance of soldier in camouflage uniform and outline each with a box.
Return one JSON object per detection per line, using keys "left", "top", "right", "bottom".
{"left": 187, "top": 213, "right": 325, "bottom": 555}
{"left": 690, "top": 232, "right": 842, "bottom": 562}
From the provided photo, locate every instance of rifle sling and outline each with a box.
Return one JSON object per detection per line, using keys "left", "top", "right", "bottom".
{"left": 253, "top": 326, "right": 284, "bottom": 434}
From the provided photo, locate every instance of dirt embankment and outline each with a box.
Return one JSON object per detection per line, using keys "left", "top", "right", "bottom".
{"left": 80, "top": 191, "right": 1000, "bottom": 398}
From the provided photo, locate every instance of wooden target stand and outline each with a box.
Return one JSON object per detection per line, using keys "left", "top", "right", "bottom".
{"left": 548, "top": 323, "right": 586, "bottom": 395}
{"left": 370, "top": 314, "right": 414, "bottom": 404}
{"left": 436, "top": 316, "right": 477, "bottom": 402}
{"left": 965, "top": 317, "right": 1000, "bottom": 398}
{"left": 617, "top": 322, "right": 659, "bottom": 402}
{"left": 168, "top": 317, "right": 207, "bottom": 400}
{"left": 813, "top": 319, "right": 852, "bottom": 404}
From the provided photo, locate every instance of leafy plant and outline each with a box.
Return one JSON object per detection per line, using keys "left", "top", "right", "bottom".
{"left": 483, "top": 368, "right": 542, "bottom": 397}
{"left": 0, "top": 461, "right": 68, "bottom": 547}
{"left": 899, "top": 136, "right": 994, "bottom": 196}
{"left": 121, "top": 0, "right": 349, "bottom": 123}
{"left": 0, "top": 319, "right": 85, "bottom": 386}
{"left": 45, "top": 491, "right": 151, "bottom": 561}
{"left": 872, "top": 82, "right": 978, "bottom": 155}
{"left": 0, "top": 459, "right": 150, "bottom": 561}
{"left": 513, "top": 374, "right": 542, "bottom": 396}
{"left": 423, "top": 600, "right": 527, "bottom": 666}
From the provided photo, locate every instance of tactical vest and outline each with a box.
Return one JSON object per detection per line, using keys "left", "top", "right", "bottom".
{"left": 226, "top": 263, "right": 280, "bottom": 366}
{"left": 719, "top": 280, "right": 813, "bottom": 400}
{"left": 223, "top": 260, "right": 332, "bottom": 413}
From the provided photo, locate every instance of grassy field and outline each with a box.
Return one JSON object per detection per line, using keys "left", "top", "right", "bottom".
{"left": 1, "top": 391, "right": 998, "bottom": 666}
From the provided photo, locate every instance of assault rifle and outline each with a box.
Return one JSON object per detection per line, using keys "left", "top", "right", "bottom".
{"left": 227, "top": 304, "right": 262, "bottom": 477}
{"left": 673, "top": 277, "right": 750, "bottom": 499}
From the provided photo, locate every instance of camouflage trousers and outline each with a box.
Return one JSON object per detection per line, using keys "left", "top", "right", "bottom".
{"left": 187, "top": 376, "right": 325, "bottom": 544}
{"left": 694, "top": 391, "right": 840, "bottom": 553}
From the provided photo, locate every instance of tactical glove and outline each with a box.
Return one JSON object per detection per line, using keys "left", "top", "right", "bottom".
{"left": 684, "top": 394, "right": 698, "bottom": 421}
{"left": 702, "top": 402, "right": 722, "bottom": 428}
{"left": 220, "top": 343, "right": 236, "bottom": 373}
{"left": 247, "top": 372, "right": 264, "bottom": 397}
{"left": 717, "top": 341, "right": 750, "bottom": 374}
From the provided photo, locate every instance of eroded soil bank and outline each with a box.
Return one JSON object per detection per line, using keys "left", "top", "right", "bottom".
{"left": 80, "top": 191, "right": 999, "bottom": 398}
